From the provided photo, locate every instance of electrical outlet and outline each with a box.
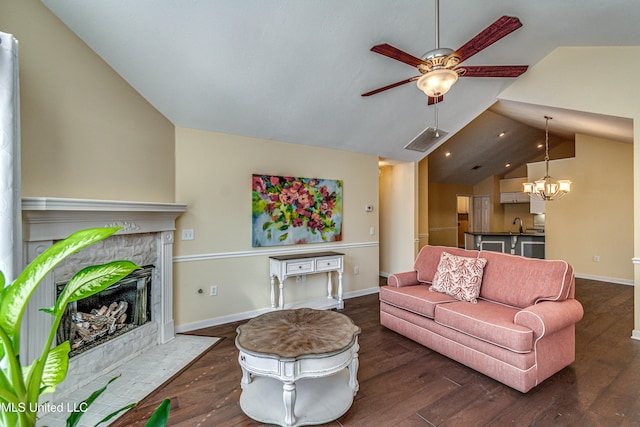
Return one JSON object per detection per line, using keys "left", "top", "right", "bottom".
{"left": 181, "top": 229, "right": 195, "bottom": 241}
{"left": 210, "top": 285, "right": 218, "bottom": 296}
{"left": 295, "top": 275, "right": 307, "bottom": 283}
{"left": 593, "top": 255, "right": 600, "bottom": 262}
{"left": 354, "top": 266, "right": 359, "bottom": 275}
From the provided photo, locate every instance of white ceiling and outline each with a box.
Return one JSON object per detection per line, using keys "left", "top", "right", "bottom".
{"left": 41, "top": 0, "right": 638, "bottom": 183}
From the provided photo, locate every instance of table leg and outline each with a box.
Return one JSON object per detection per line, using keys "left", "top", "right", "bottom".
{"left": 337, "top": 271, "right": 344, "bottom": 309}
{"left": 270, "top": 275, "right": 276, "bottom": 309}
{"left": 326, "top": 271, "right": 333, "bottom": 299}
{"left": 348, "top": 352, "right": 359, "bottom": 395}
{"left": 278, "top": 277, "right": 285, "bottom": 310}
{"left": 240, "top": 366, "right": 251, "bottom": 386}
{"left": 282, "top": 381, "right": 296, "bottom": 426}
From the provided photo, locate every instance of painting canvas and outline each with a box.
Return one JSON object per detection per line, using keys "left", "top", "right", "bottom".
{"left": 252, "top": 174, "right": 343, "bottom": 247}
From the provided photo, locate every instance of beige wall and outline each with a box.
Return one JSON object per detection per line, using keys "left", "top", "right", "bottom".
{"left": 500, "top": 46, "right": 640, "bottom": 337}
{"left": 528, "top": 134, "right": 633, "bottom": 283}
{"left": 417, "top": 159, "right": 429, "bottom": 249}
{"left": 173, "top": 127, "right": 379, "bottom": 329}
{"left": 379, "top": 162, "right": 418, "bottom": 275}
{"left": 1, "top": 0, "right": 175, "bottom": 202}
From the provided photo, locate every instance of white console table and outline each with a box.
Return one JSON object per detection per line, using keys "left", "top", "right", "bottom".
{"left": 269, "top": 251, "right": 344, "bottom": 310}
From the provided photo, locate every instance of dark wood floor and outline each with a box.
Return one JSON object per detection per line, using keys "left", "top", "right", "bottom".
{"left": 112, "top": 278, "right": 639, "bottom": 427}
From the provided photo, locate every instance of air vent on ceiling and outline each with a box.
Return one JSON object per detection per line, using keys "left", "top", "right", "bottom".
{"left": 471, "top": 165, "right": 482, "bottom": 170}
{"left": 404, "top": 127, "right": 448, "bottom": 152}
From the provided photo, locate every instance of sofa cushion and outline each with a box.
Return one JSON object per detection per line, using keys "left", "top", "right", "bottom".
{"left": 434, "top": 301, "right": 533, "bottom": 353}
{"left": 479, "top": 251, "right": 574, "bottom": 308}
{"left": 414, "top": 245, "right": 480, "bottom": 284}
{"left": 379, "top": 285, "right": 457, "bottom": 318}
{"left": 430, "top": 251, "right": 487, "bottom": 303}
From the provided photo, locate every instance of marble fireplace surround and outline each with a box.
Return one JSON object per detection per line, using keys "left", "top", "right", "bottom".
{"left": 21, "top": 197, "right": 186, "bottom": 396}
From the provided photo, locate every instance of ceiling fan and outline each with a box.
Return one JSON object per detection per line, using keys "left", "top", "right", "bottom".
{"left": 361, "top": 1, "right": 528, "bottom": 104}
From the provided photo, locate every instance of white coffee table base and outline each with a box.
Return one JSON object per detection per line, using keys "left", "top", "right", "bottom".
{"left": 239, "top": 369, "right": 355, "bottom": 427}
{"left": 236, "top": 309, "right": 360, "bottom": 427}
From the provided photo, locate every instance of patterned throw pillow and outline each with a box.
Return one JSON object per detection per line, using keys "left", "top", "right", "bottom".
{"left": 430, "top": 251, "right": 487, "bottom": 303}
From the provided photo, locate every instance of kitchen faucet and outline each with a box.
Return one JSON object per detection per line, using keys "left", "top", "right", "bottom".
{"left": 513, "top": 217, "right": 523, "bottom": 234}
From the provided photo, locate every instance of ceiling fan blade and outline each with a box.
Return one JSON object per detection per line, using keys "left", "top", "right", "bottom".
{"left": 458, "top": 65, "right": 528, "bottom": 77}
{"left": 455, "top": 16, "right": 523, "bottom": 63}
{"left": 361, "top": 77, "right": 419, "bottom": 97}
{"left": 427, "top": 95, "right": 444, "bottom": 105}
{"left": 370, "top": 44, "right": 427, "bottom": 67}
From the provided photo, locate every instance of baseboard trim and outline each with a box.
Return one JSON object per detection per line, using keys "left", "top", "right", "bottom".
{"left": 632, "top": 330, "right": 640, "bottom": 341}
{"left": 574, "top": 273, "right": 634, "bottom": 286}
{"left": 175, "top": 286, "right": 380, "bottom": 333}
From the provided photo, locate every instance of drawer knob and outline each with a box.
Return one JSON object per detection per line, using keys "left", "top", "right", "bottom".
{"left": 298, "top": 265, "right": 302, "bottom": 269}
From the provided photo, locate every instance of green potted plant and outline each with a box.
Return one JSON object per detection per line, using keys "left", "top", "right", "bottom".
{"left": 0, "top": 227, "right": 169, "bottom": 426}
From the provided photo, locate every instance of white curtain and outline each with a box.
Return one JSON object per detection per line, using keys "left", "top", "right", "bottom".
{"left": 0, "top": 31, "right": 21, "bottom": 283}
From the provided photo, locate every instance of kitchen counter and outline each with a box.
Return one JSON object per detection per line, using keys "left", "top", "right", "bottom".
{"left": 465, "top": 231, "right": 545, "bottom": 237}
{"left": 464, "top": 232, "right": 545, "bottom": 259}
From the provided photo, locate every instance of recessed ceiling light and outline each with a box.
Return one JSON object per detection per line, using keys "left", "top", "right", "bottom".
{"left": 505, "top": 163, "right": 511, "bottom": 168}
{"left": 445, "top": 152, "right": 451, "bottom": 157}
{"left": 498, "top": 132, "right": 506, "bottom": 138}
{"left": 537, "top": 143, "right": 544, "bottom": 148}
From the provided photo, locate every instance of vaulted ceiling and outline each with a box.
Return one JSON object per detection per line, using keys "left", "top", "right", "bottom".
{"left": 41, "top": 0, "right": 638, "bottom": 184}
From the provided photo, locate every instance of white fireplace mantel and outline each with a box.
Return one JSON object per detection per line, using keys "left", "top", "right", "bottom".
{"left": 21, "top": 197, "right": 187, "bottom": 375}
{"left": 22, "top": 197, "right": 187, "bottom": 241}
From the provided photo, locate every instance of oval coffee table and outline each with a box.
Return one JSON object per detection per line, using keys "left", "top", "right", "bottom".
{"left": 235, "top": 308, "right": 361, "bottom": 427}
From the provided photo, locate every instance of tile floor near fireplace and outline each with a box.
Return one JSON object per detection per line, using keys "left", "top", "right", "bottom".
{"left": 38, "top": 335, "right": 219, "bottom": 427}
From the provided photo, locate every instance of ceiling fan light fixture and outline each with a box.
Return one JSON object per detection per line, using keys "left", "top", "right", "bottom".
{"left": 416, "top": 69, "right": 459, "bottom": 97}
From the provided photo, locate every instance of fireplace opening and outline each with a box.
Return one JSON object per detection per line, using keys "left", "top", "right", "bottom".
{"left": 56, "top": 265, "right": 154, "bottom": 358}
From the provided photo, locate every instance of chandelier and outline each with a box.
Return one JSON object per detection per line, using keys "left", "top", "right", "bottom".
{"left": 523, "top": 116, "right": 571, "bottom": 201}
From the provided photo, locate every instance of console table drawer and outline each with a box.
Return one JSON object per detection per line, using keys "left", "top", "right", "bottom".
{"left": 286, "top": 261, "right": 314, "bottom": 275}
{"left": 315, "top": 257, "right": 341, "bottom": 272}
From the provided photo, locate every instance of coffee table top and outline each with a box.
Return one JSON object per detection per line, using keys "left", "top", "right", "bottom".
{"left": 236, "top": 308, "right": 360, "bottom": 359}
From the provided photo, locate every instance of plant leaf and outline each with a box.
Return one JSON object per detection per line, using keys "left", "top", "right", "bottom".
{"left": 0, "top": 227, "right": 121, "bottom": 347}
{"left": 56, "top": 261, "right": 140, "bottom": 312}
{"left": 93, "top": 402, "right": 137, "bottom": 426}
{"left": 145, "top": 398, "right": 171, "bottom": 427}
{"left": 41, "top": 341, "right": 70, "bottom": 394}
{"left": 66, "top": 375, "right": 122, "bottom": 427}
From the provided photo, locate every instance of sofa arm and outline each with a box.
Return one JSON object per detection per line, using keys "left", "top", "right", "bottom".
{"left": 514, "top": 299, "right": 584, "bottom": 340}
{"left": 387, "top": 271, "right": 420, "bottom": 287}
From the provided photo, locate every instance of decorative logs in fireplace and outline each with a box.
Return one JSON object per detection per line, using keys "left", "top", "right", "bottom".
{"left": 56, "top": 265, "right": 154, "bottom": 357}
{"left": 71, "top": 301, "right": 129, "bottom": 349}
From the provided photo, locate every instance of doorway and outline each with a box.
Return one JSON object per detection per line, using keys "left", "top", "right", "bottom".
{"left": 457, "top": 195, "right": 472, "bottom": 248}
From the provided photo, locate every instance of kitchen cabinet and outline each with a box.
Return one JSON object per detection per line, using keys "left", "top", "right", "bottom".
{"left": 464, "top": 232, "right": 545, "bottom": 259}
{"left": 500, "top": 191, "right": 530, "bottom": 204}
{"left": 530, "top": 197, "right": 546, "bottom": 214}
{"left": 500, "top": 177, "right": 526, "bottom": 192}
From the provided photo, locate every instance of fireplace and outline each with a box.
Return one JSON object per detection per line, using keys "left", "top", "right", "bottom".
{"left": 21, "top": 197, "right": 186, "bottom": 397}
{"left": 56, "top": 265, "right": 154, "bottom": 358}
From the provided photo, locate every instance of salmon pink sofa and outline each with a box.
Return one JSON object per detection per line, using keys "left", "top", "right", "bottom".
{"left": 379, "top": 245, "right": 583, "bottom": 393}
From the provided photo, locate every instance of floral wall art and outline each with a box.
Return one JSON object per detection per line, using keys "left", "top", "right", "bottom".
{"left": 252, "top": 174, "right": 343, "bottom": 247}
